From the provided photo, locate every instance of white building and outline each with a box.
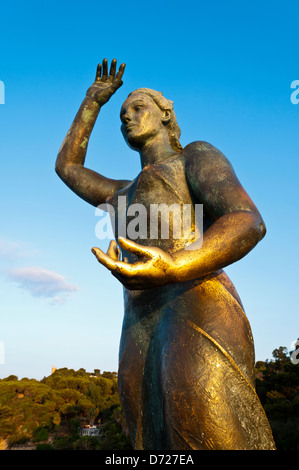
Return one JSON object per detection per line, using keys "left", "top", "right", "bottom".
{"left": 80, "top": 425, "right": 100, "bottom": 437}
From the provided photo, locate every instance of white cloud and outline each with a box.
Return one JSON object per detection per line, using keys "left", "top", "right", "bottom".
{"left": 5, "top": 266, "right": 78, "bottom": 303}
{"left": 0, "top": 239, "right": 78, "bottom": 304}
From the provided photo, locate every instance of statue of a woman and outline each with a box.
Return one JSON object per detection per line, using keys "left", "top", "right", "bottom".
{"left": 55, "top": 59, "right": 276, "bottom": 450}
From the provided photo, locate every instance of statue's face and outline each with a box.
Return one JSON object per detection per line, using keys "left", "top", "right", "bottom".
{"left": 120, "top": 93, "right": 165, "bottom": 150}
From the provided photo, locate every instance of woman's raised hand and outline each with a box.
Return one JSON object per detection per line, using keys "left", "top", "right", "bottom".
{"left": 86, "top": 58, "right": 126, "bottom": 106}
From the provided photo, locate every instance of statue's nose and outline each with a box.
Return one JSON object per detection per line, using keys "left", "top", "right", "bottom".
{"left": 122, "top": 114, "right": 131, "bottom": 123}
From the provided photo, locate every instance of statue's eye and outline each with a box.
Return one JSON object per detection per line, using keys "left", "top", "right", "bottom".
{"left": 135, "top": 105, "right": 143, "bottom": 111}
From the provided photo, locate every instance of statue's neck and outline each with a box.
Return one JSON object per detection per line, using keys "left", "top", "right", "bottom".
{"left": 138, "top": 134, "right": 177, "bottom": 168}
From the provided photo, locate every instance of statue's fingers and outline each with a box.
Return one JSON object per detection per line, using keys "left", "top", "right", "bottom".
{"left": 92, "top": 247, "right": 132, "bottom": 275}
{"left": 115, "top": 63, "right": 126, "bottom": 81}
{"left": 91, "top": 247, "right": 117, "bottom": 271}
{"left": 102, "top": 58, "right": 108, "bottom": 81}
{"left": 107, "top": 240, "right": 120, "bottom": 260}
{"left": 95, "top": 63, "right": 102, "bottom": 81}
{"left": 108, "top": 58, "right": 117, "bottom": 82}
{"left": 118, "top": 237, "right": 152, "bottom": 258}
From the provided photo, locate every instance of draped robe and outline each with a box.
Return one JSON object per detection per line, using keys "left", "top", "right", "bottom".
{"left": 106, "top": 151, "right": 276, "bottom": 450}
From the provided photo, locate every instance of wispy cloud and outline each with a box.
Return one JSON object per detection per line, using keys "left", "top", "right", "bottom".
{"left": 5, "top": 266, "right": 78, "bottom": 304}
{"left": 0, "top": 238, "right": 78, "bottom": 304}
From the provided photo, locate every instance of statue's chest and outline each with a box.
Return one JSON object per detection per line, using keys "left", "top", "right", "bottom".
{"left": 115, "top": 159, "right": 191, "bottom": 208}
{"left": 106, "top": 159, "right": 196, "bottom": 255}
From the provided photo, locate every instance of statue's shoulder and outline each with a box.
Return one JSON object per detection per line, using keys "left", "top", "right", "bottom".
{"left": 182, "top": 140, "right": 229, "bottom": 169}
{"left": 182, "top": 141, "right": 235, "bottom": 190}
{"left": 183, "top": 140, "right": 216, "bottom": 154}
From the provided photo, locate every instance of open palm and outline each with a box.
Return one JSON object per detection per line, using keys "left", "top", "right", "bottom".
{"left": 86, "top": 58, "right": 125, "bottom": 105}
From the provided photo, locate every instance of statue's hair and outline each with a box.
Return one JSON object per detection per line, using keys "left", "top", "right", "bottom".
{"left": 128, "top": 88, "right": 183, "bottom": 152}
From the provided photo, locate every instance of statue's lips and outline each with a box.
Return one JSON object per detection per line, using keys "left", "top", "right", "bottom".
{"left": 125, "top": 124, "right": 136, "bottom": 132}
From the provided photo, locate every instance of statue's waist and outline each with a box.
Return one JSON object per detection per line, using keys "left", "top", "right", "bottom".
{"left": 123, "top": 269, "right": 243, "bottom": 316}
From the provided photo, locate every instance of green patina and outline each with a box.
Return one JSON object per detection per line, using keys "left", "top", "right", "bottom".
{"left": 81, "top": 105, "right": 94, "bottom": 124}
{"left": 80, "top": 137, "right": 88, "bottom": 149}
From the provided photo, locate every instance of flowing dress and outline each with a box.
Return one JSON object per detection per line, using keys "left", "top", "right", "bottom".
{"left": 106, "top": 149, "right": 276, "bottom": 450}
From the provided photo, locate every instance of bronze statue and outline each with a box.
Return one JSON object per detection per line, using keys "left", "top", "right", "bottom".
{"left": 55, "top": 59, "right": 276, "bottom": 450}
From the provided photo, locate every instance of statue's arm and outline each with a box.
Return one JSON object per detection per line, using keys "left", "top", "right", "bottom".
{"left": 172, "top": 141, "right": 266, "bottom": 280}
{"left": 55, "top": 59, "right": 131, "bottom": 208}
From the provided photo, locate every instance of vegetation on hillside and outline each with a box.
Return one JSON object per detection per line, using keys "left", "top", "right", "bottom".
{"left": 0, "top": 345, "right": 298, "bottom": 450}
{"left": 0, "top": 368, "right": 132, "bottom": 450}
{"left": 255, "top": 346, "right": 299, "bottom": 450}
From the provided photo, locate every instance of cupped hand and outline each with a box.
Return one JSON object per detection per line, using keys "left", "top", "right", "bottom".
{"left": 91, "top": 237, "right": 176, "bottom": 290}
{"left": 86, "top": 58, "right": 125, "bottom": 106}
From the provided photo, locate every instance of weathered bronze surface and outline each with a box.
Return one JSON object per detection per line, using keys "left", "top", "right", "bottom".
{"left": 55, "top": 59, "right": 276, "bottom": 450}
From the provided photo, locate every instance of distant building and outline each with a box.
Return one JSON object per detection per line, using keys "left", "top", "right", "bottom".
{"left": 51, "top": 366, "right": 57, "bottom": 375}
{"left": 80, "top": 425, "right": 100, "bottom": 437}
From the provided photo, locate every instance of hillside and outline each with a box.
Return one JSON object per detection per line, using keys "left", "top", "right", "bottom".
{"left": 0, "top": 368, "right": 132, "bottom": 450}
{"left": 255, "top": 346, "right": 299, "bottom": 450}
{"left": 0, "top": 345, "right": 298, "bottom": 450}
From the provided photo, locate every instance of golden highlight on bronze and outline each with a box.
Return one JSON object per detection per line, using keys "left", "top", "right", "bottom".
{"left": 55, "top": 58, "right": 276, "bottom": 450}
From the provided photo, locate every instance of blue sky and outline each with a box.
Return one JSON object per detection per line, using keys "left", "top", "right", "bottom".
{"left": 0, "top": 0, "right": 298, "bottom": 379}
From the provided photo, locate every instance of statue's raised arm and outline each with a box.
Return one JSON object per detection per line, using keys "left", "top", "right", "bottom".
{"left": 55, "top": 59, "right": 130, "bottom": 208}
